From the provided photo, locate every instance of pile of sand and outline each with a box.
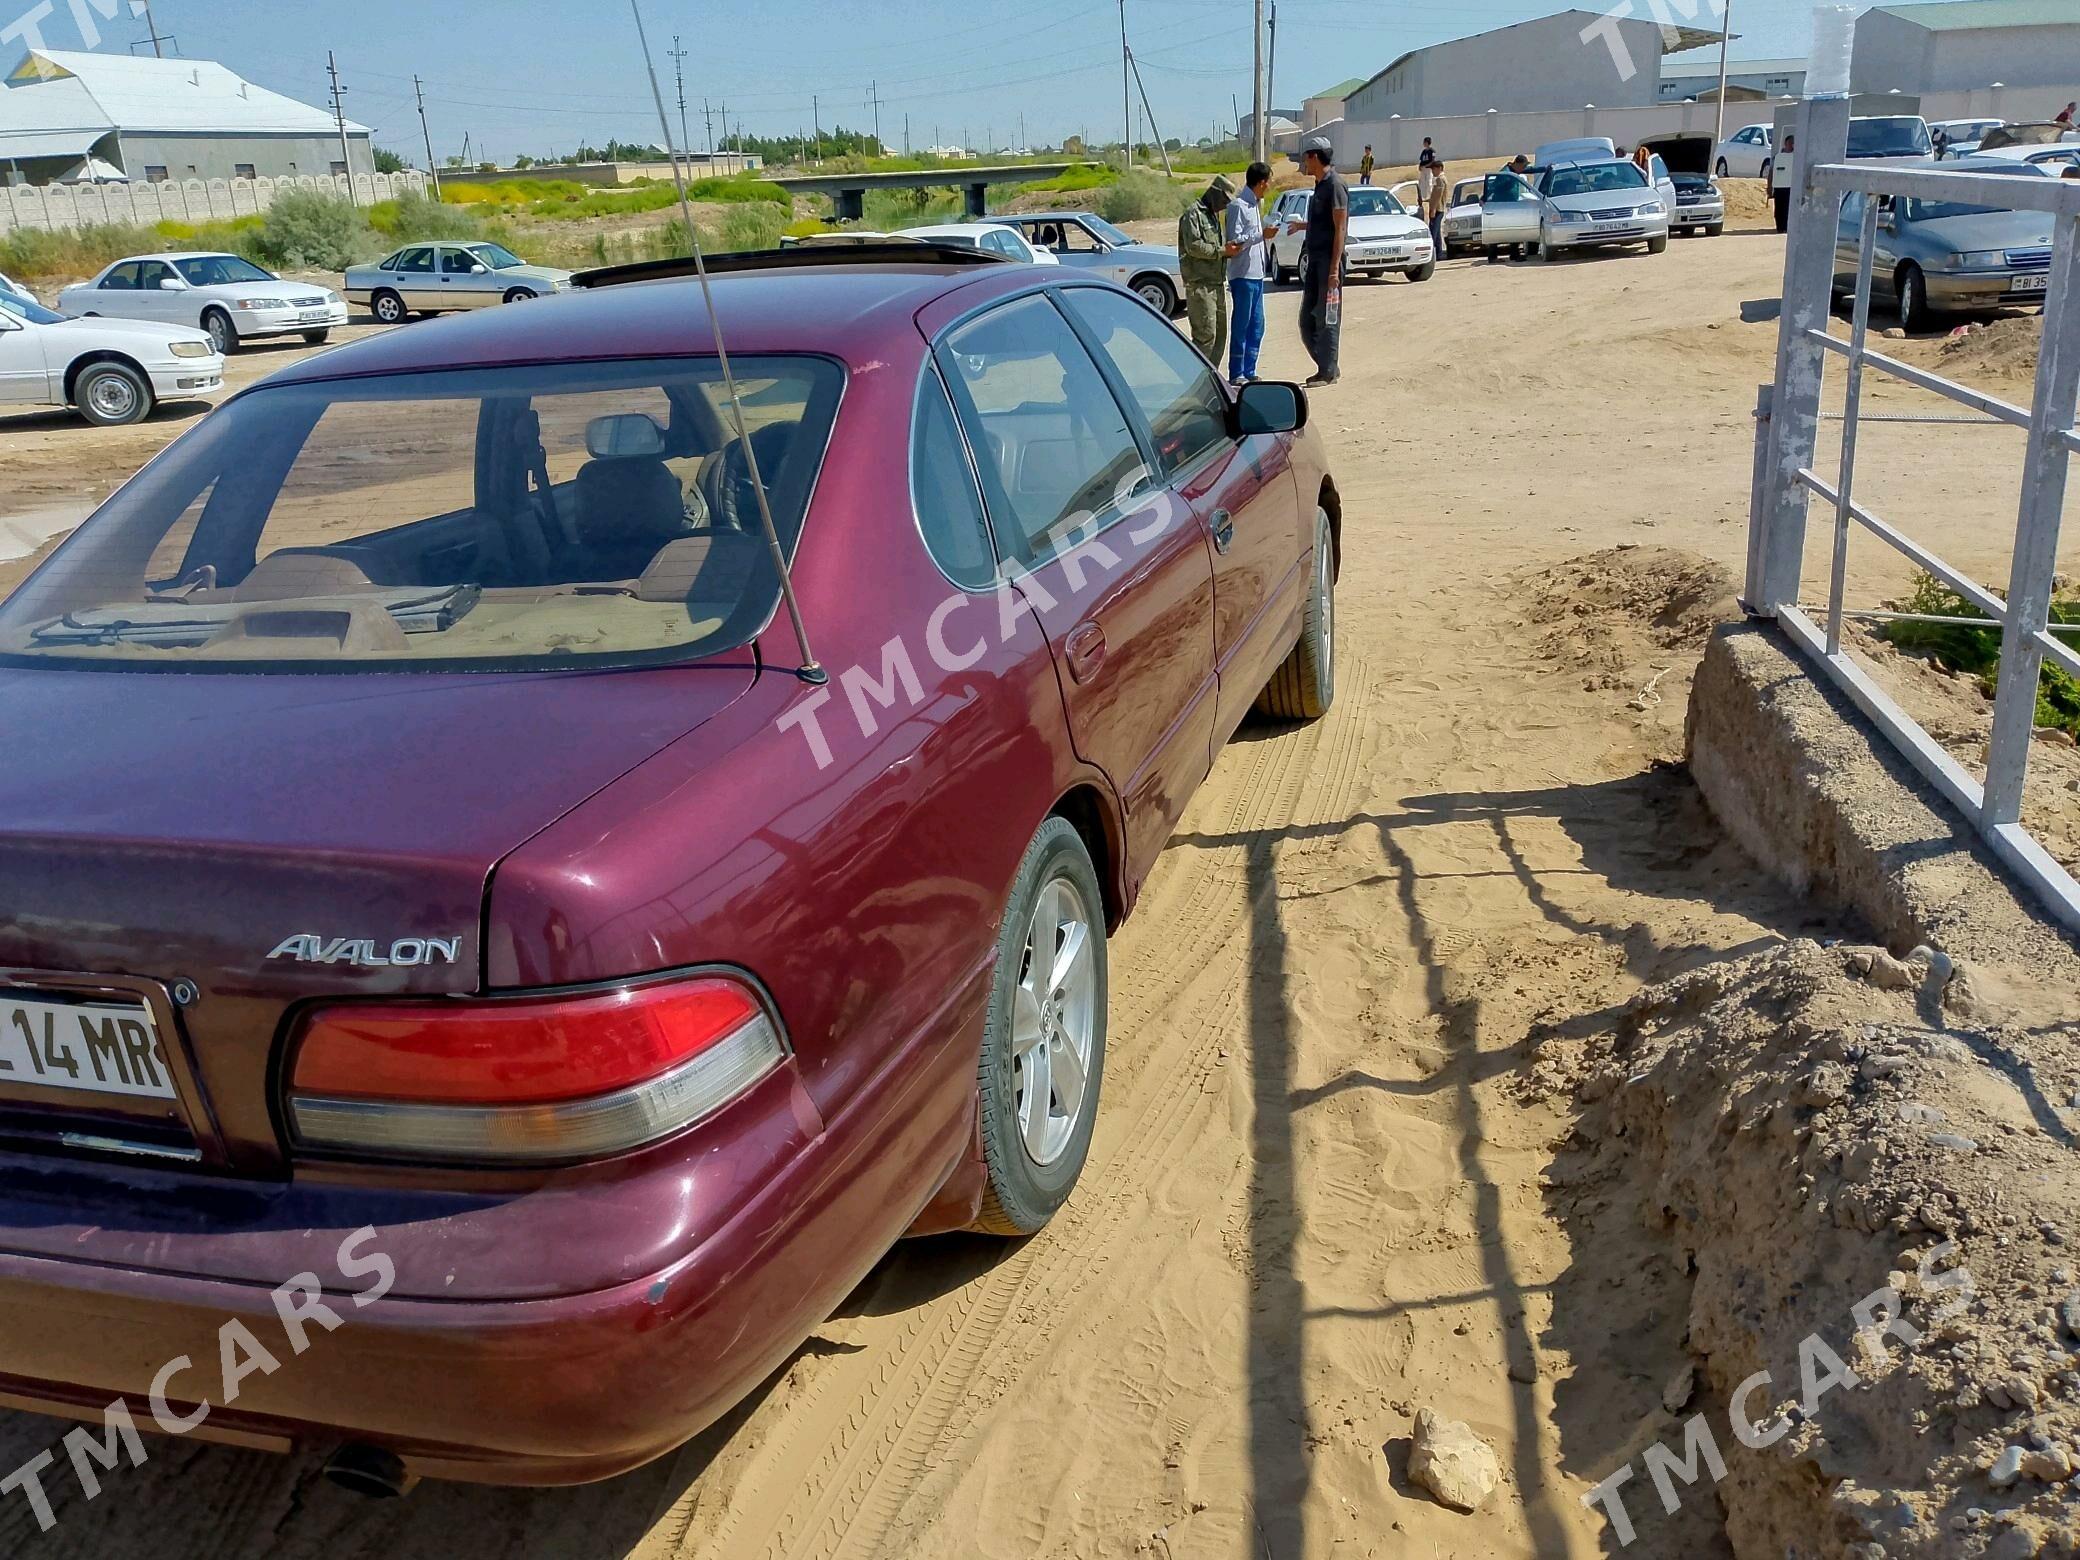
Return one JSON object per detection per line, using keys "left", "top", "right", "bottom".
{"left": 1531, "top": 938, "right": 2080, "bottom": 1558}
{"left": 1933, "top": 316, "right": 2043, "bottom": 384}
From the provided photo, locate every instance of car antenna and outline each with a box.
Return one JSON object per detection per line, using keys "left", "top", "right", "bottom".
{"left": 628, "top": 0, "right": 826, "bottom": 686}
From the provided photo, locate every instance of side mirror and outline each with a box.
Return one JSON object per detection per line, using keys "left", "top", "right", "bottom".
{"left": 158, "top": 277, "right": 188, "bottom": 291}
{"left": 1233, "top": 379, "right": 1306, "bottom": 436}
{"left": 469, "top": 263, "right": 489, "bottom": 274}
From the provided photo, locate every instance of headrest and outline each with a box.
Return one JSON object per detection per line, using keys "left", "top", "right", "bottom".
{"left": 635, "top": 533, "right": 764, "bottom": 603}
{"left": 585, "top": 412, "right": 667, "bottom": 459}
{"left": 233, "top": 550, "right": 378, "bottom": 602}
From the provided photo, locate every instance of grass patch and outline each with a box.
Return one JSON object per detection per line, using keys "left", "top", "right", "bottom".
{"left": 0, "top": 223, "right": 162, "bottom": 281}
{"left": 436, "top": 175, "right": 787, "bottom": 225}
{"left": 1882, "top": 571, "right": 2080, "bottom": 736}
{"left": 1095, "top": 168, "right": 1193, "bottom": 224}
{"left": 1013, "top": 163, "right": 1117, "bottom": 197}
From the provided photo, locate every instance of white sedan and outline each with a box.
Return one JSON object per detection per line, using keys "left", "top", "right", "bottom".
{"left": 1713, "top": 123, "right": 1774, "bottom": 179}
{"left": 0, "top": 288, "right": 222, "bottom": 426}
{"left": 58, "top": 253, "right": 348, "bottom": 355}
{"left": 1267, "top": 184, "right": 1434, "bottom": 283}
{"left": 902, "top": 222, "right": 1060, "bottom": 263}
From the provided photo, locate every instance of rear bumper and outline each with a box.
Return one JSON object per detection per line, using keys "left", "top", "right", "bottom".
{"left": 0, "top": 976, "right": 986, "bottom": 1484}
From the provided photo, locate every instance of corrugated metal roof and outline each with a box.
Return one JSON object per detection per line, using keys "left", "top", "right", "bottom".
{"left": 1, "top": 50, "right": 367, "bottom": 138}
{"left": 1871, "top": 0, "right": 2080, "bottom": 30}
{"left": 0, "top": 127, "right": 107, "bottom": 161}
{"left": 1309, "top": 78, "right": 1369, "bottom": 101}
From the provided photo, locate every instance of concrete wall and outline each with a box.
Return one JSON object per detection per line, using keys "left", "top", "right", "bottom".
{"left": 116, "top": 131, "right": 376, "bottom": 183}
{"left": 1346, "top": 12, "right": 1670, "bottom": 122}
{"left": 1852, "top": 12, "right": 2080, "bottom": 95}
{"left": 0, "top": 169, "right": 428, "bottom": 234}
{"left": 438, "top": 156, "right": 764, "bottom": 191}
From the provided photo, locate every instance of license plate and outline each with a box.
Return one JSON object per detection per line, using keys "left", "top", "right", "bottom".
{"left": 300, "top": 309, "right": 331, "bottom": 322}
{"left": 1589, "top": 223, "right": 1631, "bottom": 234}
{"left": 0, "top": 993, "right": 177, "bottom": 1101}
{"left": 2012, "top": 275, "right": 2048, "bottom": 293}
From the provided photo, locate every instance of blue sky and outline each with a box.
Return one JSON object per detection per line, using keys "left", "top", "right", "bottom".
{"left": 33, "top": 0, "right": 1860, "bottom": 161}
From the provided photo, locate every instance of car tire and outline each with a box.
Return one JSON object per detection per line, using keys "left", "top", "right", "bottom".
{"left": 502, "top": 287, "right": 538, "bottom": 304}
{"left": 1255, "top": 508, "right": 1336, "bottom": 721}
{"left": 201, "top": 308, "right": 237, "bottom": 355}
{"left": 74, "top": 361, "right": 154, "bottom": 427}
{"left": 1705, "top": 223, "right": 1723, "bottom": 238}
{"left": 1716, "top": 157, "right": 1730, "bottom": 177}
{"left": 1134, "top": 275, "right": 1177, "bottom": 315}
{"left": 1408, "top": 260, "right": 1435, "bottom": 282}
{"left": 1538, "top": 236, "right": 1559, "bottom": 263}
{"left": 1648, "top": 233, "right": 1669, "bottom": 255}
{"left": 971, "top": 815, "right": 1109, "bottom": 1237}
{"left": 1773, "top": 189, "right": 1790, "bottom": 233}
{"left": 371, "top": 289, "right": 408, "bottom": 325}
{"left": 1760, "top": 159, "right": 1772, "bottom": 187}
{"left": 1898, "top": 264, "right": 1936, "bottom": 333}
{"left": 302, "top": 329, "right": 331, "bottom": 344}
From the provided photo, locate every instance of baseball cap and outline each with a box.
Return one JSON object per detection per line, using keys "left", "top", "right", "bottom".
{"left": 1302, "top": 136, "right": 1334, "bottom": 161}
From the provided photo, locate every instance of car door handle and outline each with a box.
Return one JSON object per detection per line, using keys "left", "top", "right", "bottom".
{"left": 1210, "top": 509, "right": 1235, "bottom": 554}
{"left": 1065, "top": 622, "right": 1107, "bottom": 684}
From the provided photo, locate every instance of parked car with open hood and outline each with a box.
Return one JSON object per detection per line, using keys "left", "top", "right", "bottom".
{"left": 1669, "top": 172, "right": 1725, "bottom": 236}
{"left": 0, "top": 285, "right": 222, "bottom": 425}
{"left": 343, "top": 241, "right": 573, "bottom": 325}
{"left": 1439, "top": 177, "right": 1487, "bottom": 257}
{"left": 1931, "top": 118, "right": 2005, "bottom": 159}
{"left": 0, "top": 241, "right": 1340, "bottom": 1486}
{"left": 1531, "top": 157, "right": 1671, "bottom": 261}
{"left": 981, "top": 212, "right": 1183, "bottom": 314}
{"left": 1832, "top": 156, "right": 2058, "bottom": 331}
{"left": 1268, "top": 184, "right": 1434, "bottom": 283}
{"left": 57, "top": 253, "right": 348, "bottom": 355}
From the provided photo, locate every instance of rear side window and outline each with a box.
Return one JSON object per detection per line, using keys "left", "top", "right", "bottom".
{"left": 940, "top": 294, "right": 1146, "bottom": 566}
{"left": 0, "top": 356, "right": 845, "bottom": 672}
{"left": 912, "top": 367, "right": 997, "bottom": 590}
{"left": 1059, "top": 287, "right": 1229, "bottom": 476}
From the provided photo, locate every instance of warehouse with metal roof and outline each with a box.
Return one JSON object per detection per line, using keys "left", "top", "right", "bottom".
{"left": 0, "top": 49, "right": 373, "bottom": 186}
{"left": 1851, "top": 0, "right": 2080, "bottom": 95}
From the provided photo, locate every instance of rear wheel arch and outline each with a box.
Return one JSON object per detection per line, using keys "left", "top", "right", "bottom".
{"left": 1050, "top": 783, "right": 1126, "bottom": 931}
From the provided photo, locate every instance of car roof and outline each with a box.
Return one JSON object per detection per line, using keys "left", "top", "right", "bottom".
{"left": 261, "top": 263, "right": 1046, "bottom": 386}
{"left": 991, "top": 211, "right": 1097, "bottom": 221}
{"left": 902, "top": 223, "right": 1002, "bottom": 238}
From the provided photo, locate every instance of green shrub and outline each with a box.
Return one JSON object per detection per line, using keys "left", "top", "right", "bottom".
{"left": 248, "top": 189, "right": 379, "bottom": 270}
{"left": 1016, "top": 163, "right": 1116, "bottom": 196}
{"left": 717, "top": 203, "right": 788, "bottom": 252}
{"left": 684, "top": 176, "right": 788, "bottom": 206}
{"left": 370, "top": 191, "right": 481, "bottom": 241}
{"left": 1096, "top": 169, "right": 1192, "bottom": 224}
{"left": 1882, "top": 571, "right": 2080, "bottom": 736}
{"left": 0, "top": 223, "right": 160, "bottom": 281}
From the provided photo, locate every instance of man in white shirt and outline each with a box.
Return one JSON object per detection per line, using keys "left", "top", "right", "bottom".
{"left": 1223, "top": 161, "right": 1271, "bottom": 382}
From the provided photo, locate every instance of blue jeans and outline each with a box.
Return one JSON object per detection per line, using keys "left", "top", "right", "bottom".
{"left": 1227, "top": 276, "right": 1265, "bottom": 381}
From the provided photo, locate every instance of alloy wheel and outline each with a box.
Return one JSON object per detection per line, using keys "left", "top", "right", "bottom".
{"left": 1008, "top": 874, "right": 1098, "bottom": 1168}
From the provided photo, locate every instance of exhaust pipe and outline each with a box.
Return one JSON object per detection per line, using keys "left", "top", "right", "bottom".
{"left": 321, "top": 1444, "right": 418, "bottom": 1499}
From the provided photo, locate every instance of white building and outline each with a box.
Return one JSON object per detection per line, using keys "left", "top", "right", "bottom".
{"left": 1852, "top": 0, "right": 2080, "bottom": 96}
{"left": 1658, "top": 54, "right": 1807, "bottom": 101}
{"left": 1342, "top": 10, "right": 1725, "bottom": 122}
{"left": 0, "top": 49, "right": 373, "bottom": 187}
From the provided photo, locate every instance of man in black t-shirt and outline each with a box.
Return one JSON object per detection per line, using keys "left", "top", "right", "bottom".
{"left": 1294, "top": 136, "right": 1347, "bottom": 385}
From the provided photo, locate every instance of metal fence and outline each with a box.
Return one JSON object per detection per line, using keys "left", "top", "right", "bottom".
{"left": 1748, "top": 94, "right": 2080, "bottom": 936}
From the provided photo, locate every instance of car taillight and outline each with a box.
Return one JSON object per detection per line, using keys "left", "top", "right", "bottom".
{"left": 285, "top": 974, "right": 786, "bottom": 1163}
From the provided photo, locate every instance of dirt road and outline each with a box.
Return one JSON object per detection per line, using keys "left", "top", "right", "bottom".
{"left": 0, "top": 204, "right": 2071, "bottom": 1557}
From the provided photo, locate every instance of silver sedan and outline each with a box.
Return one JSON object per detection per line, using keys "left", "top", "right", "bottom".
{"left": 344, "top": 242, "right": 573, "bottom": 324}
{"left": 979, "top": 213, "right": 1184, "bottom": 315}
{"left": 56, "top": 253, "right": 348, "bottom": 353}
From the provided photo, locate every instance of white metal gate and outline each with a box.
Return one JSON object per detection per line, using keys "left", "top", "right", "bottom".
{"left": 1748, "top": 94, "right": 2080, "bottom": 935}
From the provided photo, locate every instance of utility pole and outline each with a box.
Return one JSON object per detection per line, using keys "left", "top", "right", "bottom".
{"left": 904, "top": 112, "right": 910, "bottom": 155}
{"left": 1267, "top": 0, "right": 1278, "bottom": 138}
{"left": 720, "top": 99, "right": 729, "bottom": 172}
{"left": 414, "top": 74, "right": 441, "bottom": 198}
{"left": 1118, "top": 0, "right": 1133, "bottom": 172}
{"left": 326, "top": 51, "right": 358, "bottom": 203}
{"left": 812, "top": 93, "right": 820, "bottom": 162}
{"left": 669, "top": 36, "right": 691, "bottom": 159}
{"left": 139, "top": 0, "right": 165, "bottom": 57}
{"left": 1713, "top": 0, "right": 1733, "bottom": 158}
{"left": 1128, "top": 46, "right": 1171, "bottom": 176}
{"left": 868, "top": 80, "right": 882, "bottom": 155}
{"left": 1250, "top": 0, "right": 1266, "bottom": 163}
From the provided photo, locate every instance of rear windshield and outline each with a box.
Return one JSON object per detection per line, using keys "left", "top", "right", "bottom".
{"left": 1849, "top": 118, "right": 1934, "bottom": 157}
{"left": 0, "top": 355, "right": 843, "bottom": 671}
{"left": 1544, "top": 163, "right": 1648, "bottom": 197}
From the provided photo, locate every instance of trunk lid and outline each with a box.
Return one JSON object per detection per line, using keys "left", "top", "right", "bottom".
{"left": 0, "top": 661, "right": 756, "bottom": 1170}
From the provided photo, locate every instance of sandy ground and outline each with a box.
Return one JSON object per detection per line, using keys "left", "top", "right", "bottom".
{"left": 1, "top": 192, "right": 2077, "bottom": 1557}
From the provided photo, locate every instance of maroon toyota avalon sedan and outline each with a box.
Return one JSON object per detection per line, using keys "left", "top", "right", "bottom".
{"left": 0, "top": 244, "right": 1340, "bottom": 1487}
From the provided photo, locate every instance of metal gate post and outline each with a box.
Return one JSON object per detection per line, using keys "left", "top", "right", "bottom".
{"left": 1744, "top": 382, "right": 1774, "bottom": 611}
{"left": 1756, "top": 95, "right": 1851, "bottom": 615}
{"left": 1983, "top": 215, "right": 2080, "bottom": 825}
